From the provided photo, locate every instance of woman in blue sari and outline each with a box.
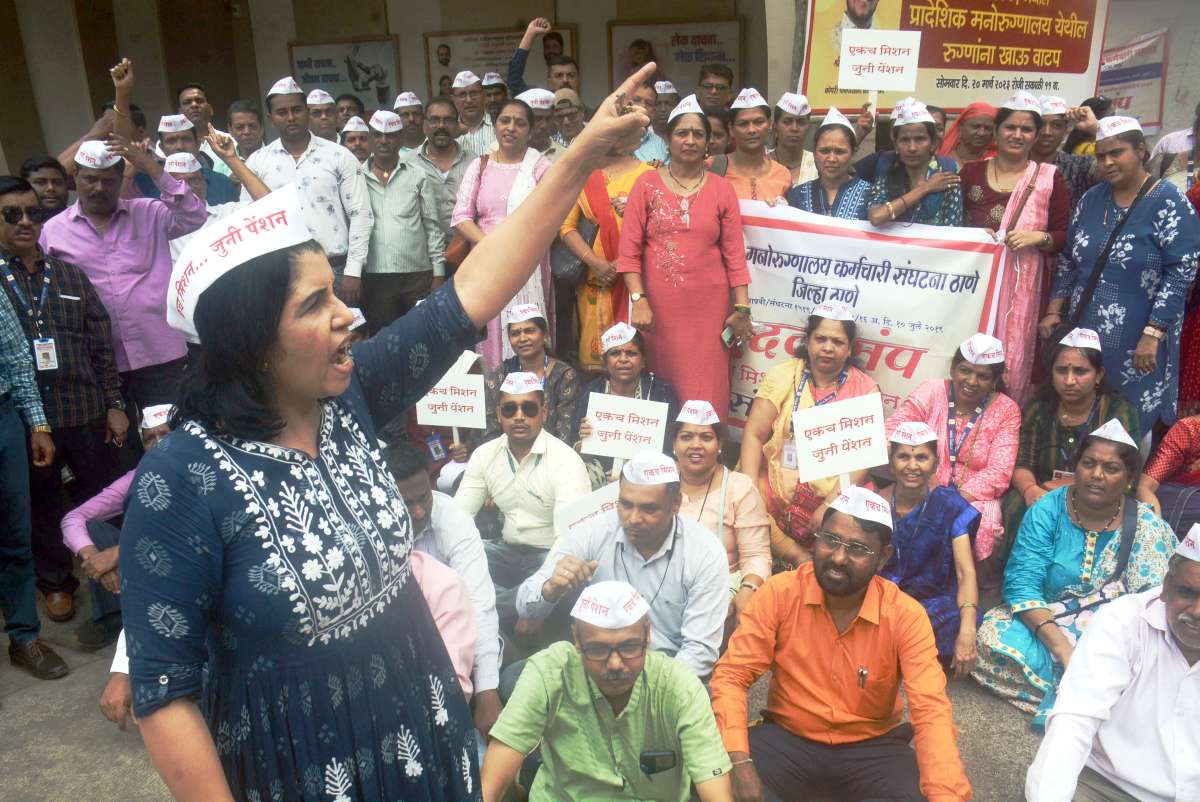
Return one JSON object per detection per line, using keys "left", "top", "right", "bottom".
{"left": 973, "top": 419, "right": 1175, "bottom": 730}
{"left": 1043, "top": 116, "right": 1200, "bottom": 436}
{"left": 865, "top": 101, "right": 964, "bottom": 228}
{"left": 785, "top": 107, "right": 870, "bottom": 219}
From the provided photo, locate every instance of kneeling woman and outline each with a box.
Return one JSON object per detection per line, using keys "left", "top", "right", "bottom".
{"left": 881, "top": 422, "right": 981, "bottom": 676}
{"left": 973, "top": 420, "right": 1175, "bottom": 729}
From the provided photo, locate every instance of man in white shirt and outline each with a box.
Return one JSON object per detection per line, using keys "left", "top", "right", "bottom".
{"left": 516, "top": 451, "right": 728, "bottom": 678}
{"left": 451, "top": 71, "right": 498, "bottom": 158}
{"left": 1025, "top": 525, "right": 1200, "bottom": 802}
{"left": 1149, "top": 102, "right": 1200, "bottom": 159}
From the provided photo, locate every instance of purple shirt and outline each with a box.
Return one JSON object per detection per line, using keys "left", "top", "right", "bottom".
{"left": 39, "top": 171, "right": 206, "bottom": 372}
{"left": 61, "top": 469, "right": 134, "bottom": 554}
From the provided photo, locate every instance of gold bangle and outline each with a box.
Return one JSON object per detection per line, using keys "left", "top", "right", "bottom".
{"left": 885, "top": 201, "right": 895, "bottom": 220}
{"left": 112, "top": 105, "right": 129, "bottom": 118}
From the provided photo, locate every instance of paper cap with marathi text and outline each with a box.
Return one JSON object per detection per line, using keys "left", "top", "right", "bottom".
{"left": 1090, "top": 418, "right": 1138, "bottom": 449}
{"left": 516, "top": 88, "right": 555, "bottom": 111}
{"left": 1001, "top": 90, "right": 1041, "bottom": 114}
{"left": 158, "top": 114, "right": 194, "bottom": 134}
{"left": 267, "top": 76, "right": 304, "bottom": 98}
{"left": 894, "top": 103, "right": 935, "bottom": 128}
{"left": 499, "top": 371, "right": 543, "bottom": 396}
{"left": 482, "top": 72, "right": 506, "bottom": 87}
{"left": 139, "top": 404, "right": 173, "bottom": 431}
{"left": 776, "top": 92, "right": 811, "bottom": 118}
{"left": 1039, "top": 95, "right": 1069, "bottom": 116}
{"left": 164, "top": 153, "right": 202, "bottom": 174}
{"left": 960, "top": 333, "right": 1005, "bottom": 365}
{"left": 621, "top": 451, "right": 680, "bottom": 485}
{"left": 1060, "top": 327, "right": 1101, "bottom": 351}
{"left": 889, "top": 96, "right": 919, "bottom": 121}
{"left": 74, "top": 140, "right": 121, "bottom": 170}
{"left": 601, "top": 322, "right": 638, "bottom": 352}
{"left": 1097, "top": 115, "right": 1142, "bottom": 139}
{"left": 668, "top": 94, "right": 704, "bottom": 124}
{"left": 347, "top": 307, "right": 367, "bottom": 330}
{"left": 341, "top": 116, "right": 369, "bottom": 134}
{"left": 1178, "top": 524, "right": 1200, "bottom": 562}
{"left": 730, "top": 88, "right": 769, "bottom": 110}
{"left": 829, "top": 485, "right": 893, "bottom": 531}
{"left": 570, "top": 581, "right": 650, "bottom": 630}
{"left": 307, "top": 89, "right": 335, "bottom": 106}
{"left": 452, "top": 71, "right": 481, "bottom": 89}
{"left": 655, "top": 81, "right": 679, "bottom": 96}
{"left": 369, "top": 110, "right": 403, "bottom": 133}
{"left": 812, "top": 300, "right": 855, "bottom": 322}
{"left": 676, "top": 400, "right": 720, "bottom": 426}
{"left": 503, "top": 303, "right": 544, "bottom": 326}
{"left": 889, "top": 421, "right": 939, "bottom": 446}
{"left": 393, "top": 91, "right": 422, "bottom": 109}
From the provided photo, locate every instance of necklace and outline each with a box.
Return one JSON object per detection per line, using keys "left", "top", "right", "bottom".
{"left": 686, "top": 468, "right": 718, "bottom": 522}
{"left": 1068, "top": 487, "right": 1121, "bottom": 533}
{"left": 988, "top": 159, "right": 1023, "bottom": 193}
{"left": 667, "top": 162, "right": 703, "bottom": 192}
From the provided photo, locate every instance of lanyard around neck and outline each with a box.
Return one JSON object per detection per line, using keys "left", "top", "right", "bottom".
{"left": 0, "top": 258, "right": 50, "bottom": 335}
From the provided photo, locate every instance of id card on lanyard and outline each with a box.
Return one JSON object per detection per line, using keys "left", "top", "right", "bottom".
{"left": 783, "top": 367, "right": 847, "bottom": 469}
{"left": 0, "top": 258, "right": 55, "bottom": 371}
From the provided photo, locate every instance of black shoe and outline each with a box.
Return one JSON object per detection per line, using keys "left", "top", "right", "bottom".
{"left": 75, "top": 612, "right": 122, "bottom": 651}
{"left": 8, "top": 639, "right": 69, "bottom": 679}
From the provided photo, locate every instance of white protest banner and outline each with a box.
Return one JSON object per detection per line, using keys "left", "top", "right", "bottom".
{"left": 416, "top": 374, "right": 486, "bottom": 430}
{"left": 838, "top": 29, "right": 921, "bottom": 92}
{"left": 1099, "top": 29, "right": 1167, "bottom": 134}
{"left": 555, "top": 481, "right": 620, "bottom": 538}
{"left": 729, "top": 202, "right": 1005, "bottom": 429}
{"left": 581, "top": 394, "right": 669, "bottom": 460}
{"left": 793, "top": 393, "right": 888, "bottom": 483}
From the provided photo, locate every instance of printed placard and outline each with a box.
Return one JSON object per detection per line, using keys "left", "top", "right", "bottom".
{"left": 555, "top": 481, "right": 620, "bottom": 538}
{"left": 792, "top": 393, "right": 888, "bottom": 483}
{"left": 415, "top": 374, "right": 486, "bottom": 429}
{"left": 580, "top": 394, "right": 669, "bottom": 460}
{"left": 838, "top": 29, "right": 922, "bottom": 92}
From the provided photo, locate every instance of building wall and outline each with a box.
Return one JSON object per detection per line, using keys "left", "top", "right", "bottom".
{"left": 1104, "top": 0, "right": 1199, "bottom": 136}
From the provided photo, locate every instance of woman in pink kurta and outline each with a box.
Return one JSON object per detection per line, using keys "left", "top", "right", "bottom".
{"left": 617, "top": 104, "right": 752, "bottom": 420}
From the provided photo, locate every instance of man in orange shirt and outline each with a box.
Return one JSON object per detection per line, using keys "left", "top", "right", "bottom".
{"left": 710, "top": 486, "right": 972, "bottom": 802}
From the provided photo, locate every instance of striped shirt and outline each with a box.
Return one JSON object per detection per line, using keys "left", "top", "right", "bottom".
{"left": 361, "top": 158, "right": 447, "bottom": 277}
{"left": 0, "top": 289, "right": 47, "bottom": 427}
{"left": 457, "top": 118, "right": 497, "bottom": 159}
{"left": 407, "top": 143, "right": 473, "bottom": 240}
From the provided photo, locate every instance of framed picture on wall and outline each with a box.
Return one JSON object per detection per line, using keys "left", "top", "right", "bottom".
{"left": 288, "top": 35, "right": 401, "bottom": 111}
{"left": 607, "top": 19, "right": 742, "bottom": 94}
{"left": 423, "top": 25, "right": 578, "bottom": 101}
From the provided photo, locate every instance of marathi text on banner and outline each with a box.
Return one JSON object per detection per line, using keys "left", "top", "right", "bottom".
{"left": 555, "top": 481, "right": 620, "bottom": 539}
{"left": 581, "top": 394, "right": 670, "bottom": 460}
{"left": 1099, "top": 29, "right": 1167, "bottom": 134}
{"left": 415, "top": 374, "right": 487, "bottom": 430}
{"left": 793, "top": 394, "right": 889, "bottom": 483}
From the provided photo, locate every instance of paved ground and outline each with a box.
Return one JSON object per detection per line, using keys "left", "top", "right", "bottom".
{"left": 1, "top": 591, "right": 1041, "bottom": 802}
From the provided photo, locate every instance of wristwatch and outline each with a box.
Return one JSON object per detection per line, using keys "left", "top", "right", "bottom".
{"left": 631, "top": 292, "right": 647, "bottom": 303}
{"left": 108, "top": 399, "right": 126, "bottom": 411}
{"left": 31, "top": 424, "right": 51, "bottom": 434}
{"left": 1142, "top": 325, "right": 1165, "bottom": 340}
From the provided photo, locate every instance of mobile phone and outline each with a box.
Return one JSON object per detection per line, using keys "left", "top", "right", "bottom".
{"left": 721, "top": 325, "right": 735, "bottom": 347}
{"left": 639, "top": 750, "right": 677, "bottom": 777}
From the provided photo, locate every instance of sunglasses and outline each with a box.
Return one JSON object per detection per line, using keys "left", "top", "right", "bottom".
{"left": 580, "top": 640, "right": 646, "bottom": 662}
{"left": 815, "top": 531, "right": 876, "bottom": 559}
{"left": 500, "top": 401, "right": 541, "bottom": 418}
{"left": 2, "top": 205, "right": 52, "bottom": 225}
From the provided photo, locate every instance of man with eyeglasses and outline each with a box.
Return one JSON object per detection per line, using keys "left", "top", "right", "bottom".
{"left": 516, "top": 451, "right": 728, "bottom": 678}
{"left": 455, "top": 372, "right": 591, "bottom": 638}
{"left": 711, "top": 486, "right": 971, "bottom": 802}
{"left": 552, "top": 89, "right": 586, "bottom": 148}
{"left": 698, "top": 64, "right": 736, "bottom": 110}
{"left": 483, "top": 580, "right": 733, "bottom": 802}
{"left": 452, "top": 71, "right": 498, "bottom": 158}
{"left": 409, "top": 98, "right": 473, "bottom": 246}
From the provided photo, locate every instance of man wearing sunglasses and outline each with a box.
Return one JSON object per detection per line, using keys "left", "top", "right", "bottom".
{"left": 484, "top": 581, "right": 733, "bottom": 802}
{"left": 711, "top": 486, "right": 971, "bottom": 802}
{"left": 0, "top": 175, "right": 127, "bottom": 627}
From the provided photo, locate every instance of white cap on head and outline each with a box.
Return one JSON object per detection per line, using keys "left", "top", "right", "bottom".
{"left": 829, "top": 485, "right": 893, "bottom": 531}
{"left": 499, "top": 371, "right": 543, "bottom": 396}
{"left": 1039, "top": 95, "right": 1069, "bottom": 116}
{"left": 894, "top": 103, "right": 935, "bottom": 128}
{"left": 889, "top": 421, "right": 938, "bottom": 446}
{"left": 307, "top": 89, "right": 335, "bottom": 106}
{"left": 1060, "top": 327, "right": 1101, "bottom": 351}
{"left": 820, "top": 107, "right": 855, "bottom": 133}
{"left": 267, "top": 76, "right": 304, "bottom": 98}
{"left": 164, "top": 152, "right": 202, "bottom": 174}
{"left": 960, "top": 333, "right": 1005, "bottom": 365}
{"left": 730, "top": 88, "right": 769, "bottom": 110}
{"left": 570, "top": 580, "right": 650, "bottom": 629}
{"left": 516, "top": 88, "right": 555, "bottom": 111}
{"left": 482, "top": 72, "right": 506, "bottom": 87}
{"left": 667, "top": 94, "right": 704, "bottom": 123}
{"left": 1177, "top": 524, "right": 1200, "bottom": 562}
{"left": 168, "top": 185, "right": 311, "bottom": 342}
{"left": 1098, "top": 115, "right": 1143, "bottom": 139}
{"left": 74, "top": 140, "right": 122, "bottom": 170}
{"left": 655, "top": 81, "right": 679, "bottom": 96}
{"left": 368, "top": 110, "right": 403, "bottom": 133}
{"left": 812, "top": 300, "right": 855, "bottom": 322}
{"left": 452, "top": 71, "right": 481, "bottom": 89}
{"left": 1090, "top": 418, "right": 1138, "bottom": 449}
{"left": 158, "top": 114, "right": 194, "bottom": 134}
{"left": 341, "top": 116, "right": 369, "bottom": 134}
{"left": 676, "top": 400, "right": 720, "bottom": 426}
{"left": 600, "top": 322, "right": 638, "bottom": 352}
{"left": 503, "top": 303, "right": 543, "bottom": 326}
{"left": 393, "top": 91, "right": 422, "bottom": 109}
{"left": 347, "top": 307, "right": 367, "bottom": 330}
{"left": 889, "top": 96, "right": 919, "bottom": 121}
{"left": 1002, "top": 90, "right": 1041, "bottom": 114}
{"left": 621, "top": 451, "right": 680, "bottom": 485}
{"left": 776, "top": 92, "right": 811, "bottom": 117}
{"left": 139, "top": 403, "right": 173, "bottom": 431}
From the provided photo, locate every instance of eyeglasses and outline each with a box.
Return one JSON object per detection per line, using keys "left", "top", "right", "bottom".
{"left": 815, "top": 531, "right": 876, "bottom": 559}
{"left": 500, "top": 401, "right": 541, "bottom": 418}
{"left": 580, "top": 640, "right": 647, "bottom": 662}
{"left": 1, "top": 205, "right": 52, "bottom": 225}
{"left": 699, "top": 82, "right": 729, "bottom": 92}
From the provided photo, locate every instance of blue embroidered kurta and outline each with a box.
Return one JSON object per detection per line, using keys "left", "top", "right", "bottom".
{"left": 864, "top": 154, "right": 964, "bottom": 227}
{"left": 785, "top": 177, "right": 871, "bottom": 219}
{"left": 119, "top": 285, "right": 483, "bottom": 801}
{"left": 1052, "top": 180, "right": 1200, "bottom": 432}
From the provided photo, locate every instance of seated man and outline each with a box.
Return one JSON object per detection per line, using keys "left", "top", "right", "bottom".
{"left": 483, "top": 580, "right": 732, "bottom": 802}
{"left": 1025, "top": 524, "right": 1200, "bottom": 802}
{"left": 516, "top": 451, "right": 728, "bottom": 678}
{"left": 455, "top": 372, "right": 591, "bottom": 632}
{"left": 710, "top": 486, "right": 972, "bottom": 802}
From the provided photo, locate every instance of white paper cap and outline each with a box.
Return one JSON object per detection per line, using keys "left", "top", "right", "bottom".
{"left": 341, "top": 116, "right": 369, "bottom": 134}
{"left": 819, "top": 107, "right": 856, "bottom": 139}
{"left": 1178, "top": 524, "right": 1200, "bottom": 562}
{"left": 393, "top": 91, "right": 422, "bottom": 109}
{"left": 829, "top": 485, "right": 893, "bottom": 531}
{"left": 1060, "top": 327, "right": 1102, "bottom": 352}
{"left": 158, "top": 114, "right": 194, "bottom": 134}
{"left": 570, "top": 580, "right": 650, "bottom": 630}
{"left": 889, "top": 96, "right": 919, "bottom": 121}
{"left": 154, "top": 142, "right": 166, "bottom": 160}
{"left": 482, "top": 72, "right": 506, "bottom": 87}
{"left": 448, "top": 350, "right": 482, "bottom": 375}
{"left": 654, "top": 81, "right": 679, "bottom": 96}
{"left": 812, "top": 300, "right": 855, "bottom": 322}
{"left": 889, "top": 421, "right": 939, "bottom": 446}
{"left": 621, "top": 451, "right": 680, "bottom": 485}
{"left": 667, "top": 94, "right": 705, "bottom": 124}
{"left": 168, "top": 185, "right": 312, "bottom": 342}
{"left": 74, "top": 140, "right": 121, "bottom": 170}
{"left": 730, "top": 88, "right": 769, "bottom": 110}
{"left": 1002, "top": 90, "right": 1042, "bottom": 114}
{"left": 516, "top": 88, "right": 555, "bottom": 111}
{"left": 369, "top": 110, "right": 403, "bottom": 133}
{"left": 1039, "top": 95, "right": 1069, "bottom": 116}
{"left": 452, "top": 71, "right": 481, "bottom": 89}
{"left": 676, "top": 400, "right": 720, "bottom": 426}
{"left": 499, "top": 371, "right": 543, "bottom": 396}
{"left": 894, "top": 103, "right": 935, "bottom": 128}
{"left": 776, "top": 92, "right": 811, "bottom": 118}
{"left": 1090, "top": 418, "right": 1138, "bottom": 449}
{"left": 1098, "top": 115, "right": 1143, "bottom": 139}
{"left": 347, "top": 307, "right": 367, "bottom": 330}
{"left": 960, "top": 333, "right": 1005, "bottom": 365}
{"left": 307, "top": 89, "right": 335, "bottom": 106}
{"left": 139, "top": 403, "right": 173, "bottom": 431}
{"left": 164, "top": 152, "right": 202, "bottom": 174}
{"left": 600, "top": 322, "right": 638, "bottom": 352}
{"left": 503, "top": 303, "right": 544, "bottom": 326}
{"left": 267, "top": 76, "right": 304, "bottom": 98}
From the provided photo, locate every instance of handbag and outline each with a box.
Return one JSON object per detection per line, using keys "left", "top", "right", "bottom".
{"left": 548, "top": 218, "right": 597, "bottom": 284}
{"left": 444, "top": 155, "right": 488, "bottom": 269}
